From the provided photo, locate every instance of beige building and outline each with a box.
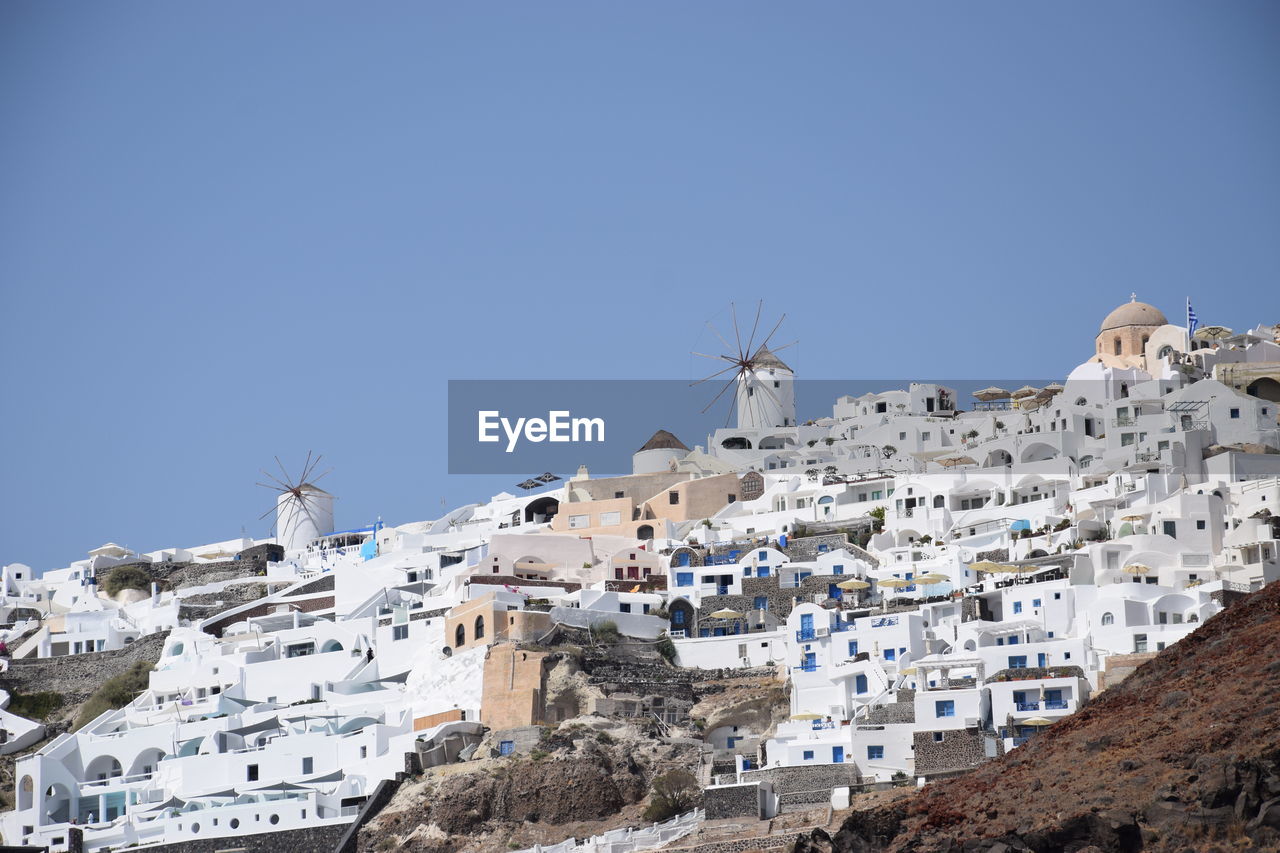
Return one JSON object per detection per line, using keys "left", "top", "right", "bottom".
{"left": 549, "top": 470, "right": 741, "bottom": 540}
{"left": 444, "top": 592, "right": 552, "bottom": 653}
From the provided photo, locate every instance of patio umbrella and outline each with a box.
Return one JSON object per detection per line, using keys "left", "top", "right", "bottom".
{"left": 836, "top": 579, "right": 870, "bottom": 591}
{"left": 973, "top": 386, "right": 1010, "bottom": 401}
{"left": 708, "top": 608, "right": 742, "bottom": 619}
{"left": 1011, "top": 385, "right": 1039, "bottom": 399}
{"left": 899, "top": 666, "right": 918, "bottom": 676}
{"left": 1020, "top": 716, "right": 1054, "bottom": 727}
{"left": 877, "top": 578, "right": 911, "bottom": 589}
{"left": 916, "top": 573, "right": 949, "bottom": 584}
{"left": 1122, "top": 563, "right": 1152, "bottom": 576}
{"left": 1193, "top": 325, "right": 1232, "bottom": 342}
{"left": 790, "top": 712, "right": 822, "bottom": 721}
{"left": 937, "top": 455, "right": 977, "bottom": 468}
{"left": 968, "top": 561, "right": 1003, "bottom": 574}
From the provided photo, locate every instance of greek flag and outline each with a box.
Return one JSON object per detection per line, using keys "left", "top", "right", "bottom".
{"left": 1187, "top": 298, "right": 1199, "bottom": 335}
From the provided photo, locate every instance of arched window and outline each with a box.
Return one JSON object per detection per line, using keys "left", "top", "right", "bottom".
{"left": 474, "top": 615, "right": 485, "bottom": 641}
{"left": 933, "top": 495, "right": 944, "bottom": 509}
{"left": 1114, "top": 338, "right": 1122, "bottom": 355}
{"left": 1158, "top": 345, "right": 1173, "bottom": 359}
{"left": 1119, "top": 384, "right": 1129, "bottom": 398}
{"left": 1075, "top": 396, "right": 1088, "bottom": 406}
{"left": 454, "top": 624, "right": 466, "bottom": 648}
{"left": 1142, "top": 336, "right": 1149, "bottom": 349}
{"left": 1101, "top": 612, "right": 1114, "bottom": 626}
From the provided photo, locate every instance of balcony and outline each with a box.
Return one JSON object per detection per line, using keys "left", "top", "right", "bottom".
{"left": 1015, "top": 702, "right": 1040, "bottom": 712}
{"left": 1045, "top": 700, "right": 1069, "bottom": 710}
{"left": 798, "top": 661, "right": 820, "bottom": 673}
{"left": 796, "top": 628, "right": 816, "bottom": 642}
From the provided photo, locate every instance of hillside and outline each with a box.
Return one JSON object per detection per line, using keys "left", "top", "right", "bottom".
{"left": 796, "top": 580, "right": 1280, "bottom": 852}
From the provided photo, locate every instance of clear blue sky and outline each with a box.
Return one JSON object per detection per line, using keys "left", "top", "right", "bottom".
{"left": 2, "top": 2, "right": 1278, "bottom": 572}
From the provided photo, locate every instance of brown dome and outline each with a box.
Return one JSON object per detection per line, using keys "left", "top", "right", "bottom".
{"left": 1100, "top": 298, "right": 1167, "bottom": 332}
{"left": 636, "top": 429, "right": 689, "bottom": 453}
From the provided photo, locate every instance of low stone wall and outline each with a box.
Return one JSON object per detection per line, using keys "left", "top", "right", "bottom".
{"left": 703, "top": 782, "right": 759, "bottom": 819}
{"left": 201, "top": 594, "right": 334, "bottom": 637}
{"left": 740, "top": 763, "right": 861, "bottom": 794}
{"left": 336, "top": 773, "right": 408, "bottom": 853}
{"left": 0, "top": 631, "right": 169, "bottom": 704}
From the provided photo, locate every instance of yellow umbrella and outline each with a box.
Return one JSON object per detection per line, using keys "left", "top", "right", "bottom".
{"left": 1021, "top": 716, "right": 1054, "bottom": 727}
{"left": 899, "top": 666, "right": 918, "bottom": 676}
{"left": 968, "top": 561, "right": 1003, "bottom": 574}
{"left": 877, "top": 578, "right": 911, "bottom": 589}
{"left": 708, "top": 608, "right": 743, "bottom": 619}
{"left": 1121, "top": 564, "right": 1152, "bottom": 576}
{"left": 790, "top": 712, "right": 822, "bottom": 721}
{"left": 916, "top": 573, "right": 949, "bottom": 584}
{"left": 837, "top": 579, "right": 870, "bottom": 591}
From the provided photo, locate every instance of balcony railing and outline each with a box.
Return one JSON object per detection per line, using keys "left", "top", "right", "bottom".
{"left": 1015, "top": 702, "right": 1040, "bottom": 712}
{"left": 798, "top": 661, "right": 820, "bottom": 673}
{"left": 796, "top": 628, "right": 816, "bottom": 642}
{"left": 1045, "top": 700, "right": 1069, "bottom": 710}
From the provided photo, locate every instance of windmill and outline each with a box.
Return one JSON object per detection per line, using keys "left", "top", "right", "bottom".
{"left": 692, "top": 301, "right": 797, "bottom": 430}
{"left": 257, "top": 452, "right": 335, "bottom": 552}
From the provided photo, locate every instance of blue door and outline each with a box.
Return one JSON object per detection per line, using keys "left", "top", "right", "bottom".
{"left": 799, "top": 613, "right": 814, "bottom": 639}
{"left": 1037, "top": 652, "right": 1047, "bottom": 668}
{"left": 829, "top": 584, "right": 842, "bottom": 600}
{"left": 855, "top": 674, "right": 867, "bottom": 693}
{"left": 803, "top": 651, "right": 816, "bottom": 671}
{"left": 832, "top": 746, "right": 845, "bottom": 764}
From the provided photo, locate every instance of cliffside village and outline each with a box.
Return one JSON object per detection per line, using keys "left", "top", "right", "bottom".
{"left": 2, "top": 297, "right": 1279, "bottom": 852}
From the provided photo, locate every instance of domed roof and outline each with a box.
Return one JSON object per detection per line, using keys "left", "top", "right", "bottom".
{"left": 636, "top": 429, "right": 689, "bottom": 453}
{"left": 1100, "top": 296, "right": 1167, "bottom": 332}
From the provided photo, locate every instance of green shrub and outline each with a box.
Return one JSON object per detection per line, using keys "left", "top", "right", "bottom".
{"left": 654, "top": 634, "right": 677, "bottom": 664}
{"left": 102, "top": 565, "right": 155, "bottom": 597}
{"left": 595, "top": 731, "right": 615, "bottom": 745}
{"left": 642, "top": 770, "right": 700, "bottom": 822}
{"left": 593, "top": 621, "right": 620, "bottom": 645}
{"left": 7, "top": 690, "right": 64, "bottom": 720}
{"left": 75, "top": 661, "right": 154, "bottom": 730}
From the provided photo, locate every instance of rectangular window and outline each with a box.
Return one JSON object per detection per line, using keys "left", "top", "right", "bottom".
{"left": 599, "top": 511, "right": 621, "bottom": 527}
{"left": 1163, "top": 520, "right": 1176, "bottom": 537}
{"left": 867, "top": 745, "right": 884, "bottom": 760}
{"left": 302, "top": 757, "right": 313, "bottom": 775}
{"left": 855, "top": 674, "right": 868, "bottom": 694}
{"left": 832, "top": 746, "right": 844, "bottom": 763}
{"left": 499, "top": 740, "right": 514, "bottom": 756}
{"left": 1013, "top": 601, "right": 1023, "bottom": 614}
{"left": 1032, "top": 598, "right": 1042, "bottom": 608}
{"left": 669, "top": 491, "right": 680, "bottom": 505}
{"left": 392, "top": 624, "right": 408, "bottom": 641}
{"left": 676, "top": 572, "right": 693, "bottom": 587}
{"left": 935, "top": 700, "right": 955, "bottom": 718}
{"left": 1008, "top": 655, "right": 1028, "bottom": 669}
{"left": 933, "top": 731, "right": 944, "bottom": 743}
{"left": 247, "top": 765, "right": 259, "bottom": 782}
{"left": 1196, "top": 519, "right": 1206, "bottom": 530}
{"left": 884, "top": 648, "right": 896, "bottom": 661}
{"left": 802, "top": 750, "right": 814, "bottom": 761}
{"left": 672, "top": 610, "right": 685, "bottom": 625}
{"left": 753, "top": 596, "right": 768, "bottom": 611}
{"left": 619, "top": 603, "right": 632, "bottom": 614}
{"left": 568, "top": 514, "right": 590, "bottom": 529}
{"left": 847, "top": 640, "right": 859, "bottom": 657}
{"left": 1230, "top": 408, "right": 1240, "bottom": 419}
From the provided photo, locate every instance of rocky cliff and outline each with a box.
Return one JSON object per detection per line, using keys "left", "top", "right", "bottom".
{"left": 795, "top": 580, "right": 1280, "bottom": 853}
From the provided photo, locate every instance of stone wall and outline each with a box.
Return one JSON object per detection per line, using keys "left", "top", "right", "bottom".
{"left": 0, "top": 631, "right": 169, "bottom": 704}
{"left": 201, "top": 594, "right": 334, "bottom": 637}
{"left": 703, "top": 782, "right": 760, "bottom": 819}
{"left": 912, "top": 726, "right": 990, "bottom": 777}
{"left": 337, "top": 774, "right": 408, "bottom": 853}
{"left": 740, "top": 763, "right": 862, "bottom": 794}
{"left": 864, "top": 700, "right": 915, "bottom": 725}
{"left": 784, "top": 533, "right": 878, "bottom": 568}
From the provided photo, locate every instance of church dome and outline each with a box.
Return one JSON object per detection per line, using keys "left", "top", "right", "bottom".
{"left": 1100, "top": 297, "right": 1167, "bottom": 332}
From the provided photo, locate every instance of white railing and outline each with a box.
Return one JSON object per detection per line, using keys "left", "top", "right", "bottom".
{"left": 510, "top": 809, "right": 704, "bottom": 853}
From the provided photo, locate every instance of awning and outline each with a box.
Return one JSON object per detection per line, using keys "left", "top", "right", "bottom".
{"left": 177, "top": 737, "right": 203, "bottom": 757}
{"left": 227, "top": 716, "right": 281, "bottom": 737}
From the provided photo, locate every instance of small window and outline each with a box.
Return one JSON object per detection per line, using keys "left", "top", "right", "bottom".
{"left": 392, "top": 625, "right": 408, "bottom": 641}
{"left": 802, "top": 749, "right": 814, "bottom": 760}
{"left": 1196, "top": 519, "right": 1206, "bottom": 530}
{"left": 933, "top": 732, "right": 944, "bottom": 743}
{"left": 1230, "top": 408, "right": 1240, "bottom": 419}
{"left": 499, "top": 740, "right": 515, "bottom": 756}
{"left": 867, "top": 745, "right": 884, "bottom": 760}
{"left": 935, "top": 700, "right": 955, "bottom": 718}
{"left": 668, "top": 491, "right": 680, "bottom": 505}
{"left": 247, "top": 765, "right": 259, "bottom": 782}
{"left": 1101, "top": 612, "right": 1114, "bottom": 625}
{"left": 302, "top": 757, "right": 313, "bottom": 775}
